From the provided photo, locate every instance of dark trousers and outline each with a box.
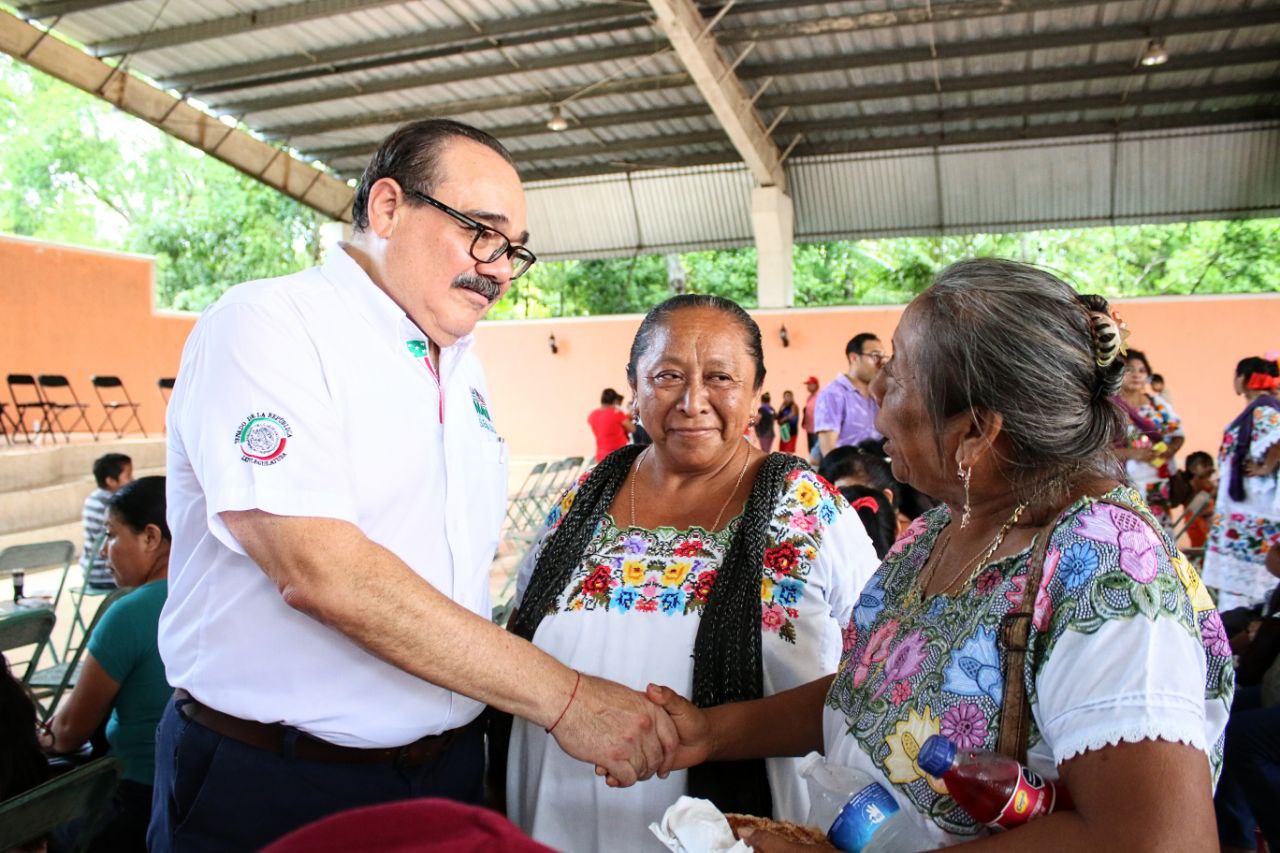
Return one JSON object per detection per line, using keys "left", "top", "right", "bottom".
{"left": 147, "top": 697, "right": 484, "bottom": 852}
{"left": 1214, "top": 686, "right": 1280, "bottom": 849}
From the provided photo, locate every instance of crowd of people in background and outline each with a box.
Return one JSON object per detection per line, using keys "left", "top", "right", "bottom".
{"left": 3, "top": 117, "right": 1278, "bottom": 853}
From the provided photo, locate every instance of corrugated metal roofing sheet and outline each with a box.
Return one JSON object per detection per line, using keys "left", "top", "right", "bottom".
{"left": 11, "top": 0, "right": 1278, "bottom": 256}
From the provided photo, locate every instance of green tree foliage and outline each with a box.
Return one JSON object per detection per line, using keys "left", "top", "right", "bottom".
{"left": 0, "top": 56, "right": 320, "bottom": 310}
{"left": 3, "top": 57, "right": 1276, "bottom": 317}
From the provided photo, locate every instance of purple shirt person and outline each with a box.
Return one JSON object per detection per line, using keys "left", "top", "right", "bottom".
{"left": 814, "top": 332, "right": 887, "bottom": 454}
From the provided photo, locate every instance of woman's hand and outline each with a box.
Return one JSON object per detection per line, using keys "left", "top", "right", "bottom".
{"left": 595, "top": 684, "right": 715, "bottom": 787}
{"left": 738, "top": 827, "right": 836, "bottom": 851}
{"left": 1117, "top": 446, "right": 1155, "bottom": 463}
{"left": 1244, "top": 459, "right": 1277, "bottom": 477}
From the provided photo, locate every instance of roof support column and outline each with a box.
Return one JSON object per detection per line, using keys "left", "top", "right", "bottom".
{"left": 751, "top": 185, "right": 793, "bottom": 308}
{"left": 646, "top": 0, "right": 792, "bottom": 310}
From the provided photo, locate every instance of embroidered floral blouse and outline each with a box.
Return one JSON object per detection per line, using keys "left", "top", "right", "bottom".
{"left": 508, "top": 467, "right": 879, "bottom": 852}
{"left": 824, "top": 486, "right": 1232, "bottom": 845}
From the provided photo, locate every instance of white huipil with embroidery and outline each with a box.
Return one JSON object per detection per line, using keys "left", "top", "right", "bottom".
{"left": 162, "top": 246, "right": 509, "bottom": 747}
{"left": 507, "top": 469, "right": 878, "bottom": 852}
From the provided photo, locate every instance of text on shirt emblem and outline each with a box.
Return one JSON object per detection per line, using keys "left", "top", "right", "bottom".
{"left": 235, "top": 412, "right": 292, "bottom": 465}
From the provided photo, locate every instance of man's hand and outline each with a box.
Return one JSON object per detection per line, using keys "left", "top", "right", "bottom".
{"left": 550, "top": 674, "right": 678, "bottom": 787}
{"left": 595, "top": 683, "right": 715, "bottom": 788}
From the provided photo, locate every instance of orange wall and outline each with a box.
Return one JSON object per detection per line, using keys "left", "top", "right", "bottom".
{"left": 4, "top": 234, "right": 1277, "bottom": 463}
{"left": 1, "top": 236, "right": 192, "bottom": 435}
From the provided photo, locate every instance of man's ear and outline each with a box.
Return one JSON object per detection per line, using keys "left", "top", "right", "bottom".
{"left": 365, "top": 178, "right": 407, "bottom": 239}
{"left": 954, "top": 408, "right": 1005, "bottom": 471}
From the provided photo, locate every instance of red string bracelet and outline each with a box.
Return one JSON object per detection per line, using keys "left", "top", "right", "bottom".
{"left": 546, "top": 670, "right": 581, "bottom": 734}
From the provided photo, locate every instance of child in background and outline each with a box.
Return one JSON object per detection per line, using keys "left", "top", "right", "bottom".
{"left": 82, "top": 453, "right": 132, "bottom": 590}
{"left": 1169, "top": 451, "right": 1217, "bottom": 549}
{"left": 838, "top": 485, "right": 897, "bottom": 559}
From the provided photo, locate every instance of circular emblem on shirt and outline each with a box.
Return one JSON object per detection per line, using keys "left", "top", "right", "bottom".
{"left": 235, "top": 412, "right": 292, "bottom": 465}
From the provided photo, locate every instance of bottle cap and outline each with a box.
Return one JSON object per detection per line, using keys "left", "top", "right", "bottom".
{"left": 916, "top": 735, "right": 957, "bottom": 777}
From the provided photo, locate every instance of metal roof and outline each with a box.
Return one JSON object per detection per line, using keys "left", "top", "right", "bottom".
{"left": 8, "top": 0, "right": 1280, "bottom": 255}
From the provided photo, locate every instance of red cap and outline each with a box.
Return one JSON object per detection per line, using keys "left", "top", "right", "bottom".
{"left": 261, "top": 799, "right": 557, "bottom": 853}
{"left": 805, "top": 376, "right": 819, "bottom": 385}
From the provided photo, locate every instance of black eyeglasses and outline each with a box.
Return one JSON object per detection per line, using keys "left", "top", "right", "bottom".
{"left": 405, "top": 189, "right": 536, "bottom": 279}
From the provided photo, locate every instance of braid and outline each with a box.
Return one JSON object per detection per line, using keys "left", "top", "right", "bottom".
{"left": 686, "top": 451, "right": 809, "bottom": 818}
{"left": 510, "top": 444, "right": 645, "bottom": 642}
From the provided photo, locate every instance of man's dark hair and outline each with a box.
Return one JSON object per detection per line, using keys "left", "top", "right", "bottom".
{"left": 92, "top": 453, "right": 132, "bottom": 489}
{"left": 351, "top": 119, "right": 517, "bottom": 231}
{"left": 845, "top": 333, "right": 879, "bottom": 358}
{"left": 600, "top": 388, "right": 620, "bottom": 406}
{"left": 1150, "top": 373, "right": 1164, "bottom": 385}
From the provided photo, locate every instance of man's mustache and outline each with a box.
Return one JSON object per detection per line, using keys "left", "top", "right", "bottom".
{"left": 452, "top": 272, "right": 502, "bottom": 303}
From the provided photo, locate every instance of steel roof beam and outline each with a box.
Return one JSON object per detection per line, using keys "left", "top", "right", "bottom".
{"left": 513, "top": 109, "right": 1280, "bottom": 181}
{"left": 262, "top": 7, "right": 1278, "bottom": 141}
{"left": 207, "top": 40, "right": 665, "bottom": 114}
{"left": 16, "top": 0, "right": 131, "bottom": 18}
{"left": 259, "top": 73, "right": 692, "bottom": 138}
{"left": 308, "top": 103, "right": 715, "bottom": 161}
{"left": 507, "top": 80, "right": 1277, "bottom": 166}
{"left": 0, "top": 11, "right": 354, "bottom": 221}
{"left": 169, "top": 0, "right": 1092, "bottom": 94}
{"left": 733, "top": 7, "right": 1280, "bottom": 76}
{"left": 306, "top": 45, "right": 1278, "bottom": 164}
{"left": 176, "top": 17, "right": 639, "bottom": 94}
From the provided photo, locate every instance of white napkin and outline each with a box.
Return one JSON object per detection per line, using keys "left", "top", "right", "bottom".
{"left": 649, "top": 796, "right": 752, "bottom": 852}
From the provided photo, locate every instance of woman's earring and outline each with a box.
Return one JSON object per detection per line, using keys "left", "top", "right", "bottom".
{"left": 635, "top": 411, "right": 644, "bottom": 428}
{"left": 959, "top": 465, "right": 972, "bottom": 529}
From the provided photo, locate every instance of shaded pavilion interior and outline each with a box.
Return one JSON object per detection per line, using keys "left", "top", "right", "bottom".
{"left": 0, "top": 0, "right": 1278, "bottom": 304}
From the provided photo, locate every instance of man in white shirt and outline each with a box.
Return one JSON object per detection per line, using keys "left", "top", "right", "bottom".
{"left": 150, "top": 120, "right": 677, "bottom": 851}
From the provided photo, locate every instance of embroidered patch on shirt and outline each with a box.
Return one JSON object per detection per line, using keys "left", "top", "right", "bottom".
{"left": 471, "top": 388, "right": 497, "bottom": 434}
{"left": 234, "top": 412, "right": 292, "bottom": 466}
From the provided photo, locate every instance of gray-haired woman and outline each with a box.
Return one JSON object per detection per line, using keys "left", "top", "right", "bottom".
{"left": 621, "top": 260, "right": 1232, "bottom": 851}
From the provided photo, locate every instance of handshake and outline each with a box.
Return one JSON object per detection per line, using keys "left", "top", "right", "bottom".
{"left": 543, "top": 674, "right": 710, "bottom": 787}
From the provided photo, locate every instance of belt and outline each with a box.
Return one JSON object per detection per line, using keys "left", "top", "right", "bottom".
{"left": 174, "top": 689, "right": 480, "bottom": 767}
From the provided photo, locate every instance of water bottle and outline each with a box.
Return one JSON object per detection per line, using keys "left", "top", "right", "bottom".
{"left": 916, "top": 735, "right": 1073, "bottom": 831}
{"left": 799, "top": 753, "right": 924, "bottom": 852}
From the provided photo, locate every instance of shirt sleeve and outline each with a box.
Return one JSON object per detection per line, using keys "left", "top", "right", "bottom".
{"left": 172, "top": 300, "right": 358, "bottom": 555}
{"left": 812, "top": 384, "right": 845, "bottom": 434}
{"left": 1028, "top": 500, "right": 1228, "bottom": 767}
{"left": 1251, "top": 404, "right": 1280, "bottom": 458}
{"left": 87, "top": 594, "right": 139, "bottom": 686}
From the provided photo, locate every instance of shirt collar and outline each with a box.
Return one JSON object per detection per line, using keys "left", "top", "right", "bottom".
{"left": 319, "top": 243, "right": 475, "bottom": 355}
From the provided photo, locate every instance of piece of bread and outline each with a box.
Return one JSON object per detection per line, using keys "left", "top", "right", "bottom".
{"left": 724, "top": 814, "right": 831, "bottom": 846}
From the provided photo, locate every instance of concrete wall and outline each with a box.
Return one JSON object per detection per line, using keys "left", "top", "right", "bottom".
{"left": 4, "top": 234, "right": 1278, "bottom": 466}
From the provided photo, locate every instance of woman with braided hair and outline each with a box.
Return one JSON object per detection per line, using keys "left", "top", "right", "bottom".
{"left": 505, "top": 294, "right": 879, "bottom": 850}
{"left": 614, "top": 260, "right": 1230, "bottom": 851}
{"left": 1202, "top": 356, "right": 1280, "bottom": 610}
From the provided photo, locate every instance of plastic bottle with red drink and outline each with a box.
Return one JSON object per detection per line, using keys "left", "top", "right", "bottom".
{"left": 916, "top": 735, "right": 1073, "bottom": 831}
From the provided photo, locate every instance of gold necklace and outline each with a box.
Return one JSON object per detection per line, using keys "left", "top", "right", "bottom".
{"left": 629, "top": 442, "right": 752, "bottom": 531}
{"left": 903, "top": 502, "right": 1028, "bottom": 612}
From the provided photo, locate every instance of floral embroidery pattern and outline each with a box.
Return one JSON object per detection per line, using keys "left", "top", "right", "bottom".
{"left": 546, "top": 469, "right": 844, "bottom": 645}
{"left": 826, "top": 487, "right": 1232, "bottom": 836}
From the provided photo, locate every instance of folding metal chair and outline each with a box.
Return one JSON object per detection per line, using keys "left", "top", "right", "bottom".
{"left": 0, "top": 757, "right": 122, "bottom": 853}
{"left": 503, "top": 461, "right": 549, "bottom": 534}
{"left": 35, "top": 375, "right": 96, "bottom": 442}
{"left": 157, "top": 376, "right": 175, "bottom": 403}
{"left": 64, "top": 530, "right": 112, "bottom": 661}
{"left": 0, "top": 605, "right": 56, "bottom": 685}
{"left": 28, "top": 587, "right": 128, "bottom": 721}
{"left": 6, "top": 374, "right": 47, "bottom": 442}
{"left": 0, "top": 540, "right": 76, "bottom": 666}
{"left": 0, "top": 402, "right": 18, "bottom": 445}
{"left": 90, "top": 375, "right": 146, "bottom": 438}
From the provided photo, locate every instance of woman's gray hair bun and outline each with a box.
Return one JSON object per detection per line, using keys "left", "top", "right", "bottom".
{"left": 1078, "top": 294, "right": 1123, "bottom": 368}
